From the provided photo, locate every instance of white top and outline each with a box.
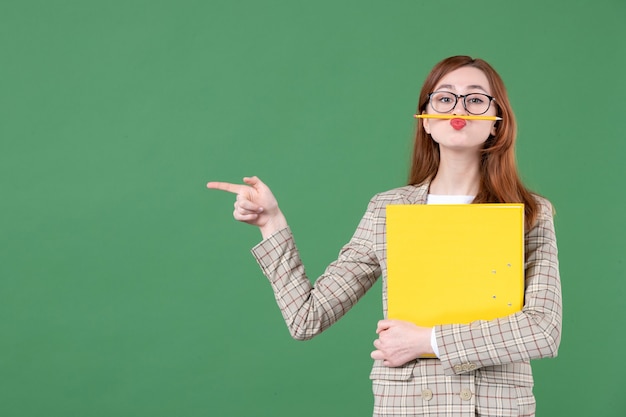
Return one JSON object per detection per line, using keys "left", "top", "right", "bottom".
{"left": 426, "top": 194, "right": 475, "bottom": 358}
{"left": 426, "top": 194, "right": 475, "bottom": 205}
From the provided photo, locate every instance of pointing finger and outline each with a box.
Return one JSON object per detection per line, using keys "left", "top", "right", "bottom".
{"left": 206, "top": 181, "right": 248, "bottom": 195}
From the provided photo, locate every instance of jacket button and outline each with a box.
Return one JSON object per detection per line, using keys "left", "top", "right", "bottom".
{"left": 461, "top": 363, "right": 477, "bottom": 371}
{"left": 460, "top": 388, "right": 473, "bottom": 401}
{"left": 453, "top": 364, "right": 463, "bottom": 373}
{"left": 422, "top": 389, "right": 433, "bottom": 401}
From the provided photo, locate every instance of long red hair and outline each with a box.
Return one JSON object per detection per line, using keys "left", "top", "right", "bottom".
{"left": 408, "top": 56, "right": 538, "bottom": 229}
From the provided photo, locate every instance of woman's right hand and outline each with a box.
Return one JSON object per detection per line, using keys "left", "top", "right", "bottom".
{"left": 207, "top": 176, "right": 288, "bottom": 239}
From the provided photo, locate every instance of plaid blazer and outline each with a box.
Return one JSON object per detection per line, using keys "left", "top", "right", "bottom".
{"left": 252, "top": 182, "right": 562, "bottom": 416}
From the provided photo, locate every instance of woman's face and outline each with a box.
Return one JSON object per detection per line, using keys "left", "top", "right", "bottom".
{"left": 423, "top": 66, "right": 497, "bottom": 153}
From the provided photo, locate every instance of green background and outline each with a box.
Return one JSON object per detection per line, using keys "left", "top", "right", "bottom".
{"left": 2, "top": 0, "right": 624, "bottom": 416}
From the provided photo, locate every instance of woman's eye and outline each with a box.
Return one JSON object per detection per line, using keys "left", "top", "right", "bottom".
{"left": 435, "top": 94, "right": 455, "bottom": 103}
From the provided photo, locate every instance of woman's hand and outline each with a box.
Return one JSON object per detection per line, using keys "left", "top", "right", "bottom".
{"left": 371, "top": 320, "right": 434, "bottom": 367}
{"left": 207, "top": 176, "right": 288, "bottom": 239}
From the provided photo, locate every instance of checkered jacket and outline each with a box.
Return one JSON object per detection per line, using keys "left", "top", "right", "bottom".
{"left": 251, "top": 182, "right": 562, "bottom": 416}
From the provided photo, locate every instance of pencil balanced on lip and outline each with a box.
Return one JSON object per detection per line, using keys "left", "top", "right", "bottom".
{"left": 415, "top": 114, "right": 502, "bottom": 121}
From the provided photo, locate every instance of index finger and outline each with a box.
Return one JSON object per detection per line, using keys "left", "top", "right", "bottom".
{"left": 206, "top": 181, "right": 248, "bottom": 195}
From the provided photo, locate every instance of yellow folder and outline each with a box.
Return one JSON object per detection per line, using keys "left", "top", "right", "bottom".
{"left": 386, "top": 204, "right": 524, "bottom": 328}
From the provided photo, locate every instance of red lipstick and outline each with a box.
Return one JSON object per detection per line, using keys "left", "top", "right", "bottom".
{"left": 450, "top": 118, "right": 466, "bottom": 130}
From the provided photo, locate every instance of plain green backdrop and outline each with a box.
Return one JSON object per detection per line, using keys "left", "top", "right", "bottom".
{"left": 1, "top": 0, "right": 625, "bottom": 416}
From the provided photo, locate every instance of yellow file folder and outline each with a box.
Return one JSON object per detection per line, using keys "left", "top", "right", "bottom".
{"left": 386, "top": 204, "right": 525, "bottom": 328}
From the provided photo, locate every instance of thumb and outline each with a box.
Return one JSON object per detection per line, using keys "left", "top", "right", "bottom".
{"left": 243, "top": 176, "right": 263, "bottom": 188}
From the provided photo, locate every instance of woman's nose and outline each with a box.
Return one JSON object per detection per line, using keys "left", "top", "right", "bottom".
{"left": 452, "top": 98, "right": 468, "bottom": 115}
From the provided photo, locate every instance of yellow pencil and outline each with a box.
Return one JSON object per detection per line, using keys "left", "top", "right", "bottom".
{"left": 414, "top": 114, "right": 502, "bottom": 121}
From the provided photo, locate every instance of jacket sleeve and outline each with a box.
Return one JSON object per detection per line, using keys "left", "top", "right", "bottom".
{"left": 436, "top": 197, "right": 562, "bottom": 376}
{"left": 250, "top": 198, "right": 381, "bottom": 341}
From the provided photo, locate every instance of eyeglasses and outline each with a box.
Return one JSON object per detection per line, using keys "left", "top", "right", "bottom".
{"left": 428, "top": 91, "right": 496, "bottom": 115}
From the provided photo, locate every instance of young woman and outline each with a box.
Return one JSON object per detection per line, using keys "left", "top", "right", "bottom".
{"left": 207, "top": 56, "right": 562, "bottom": 417}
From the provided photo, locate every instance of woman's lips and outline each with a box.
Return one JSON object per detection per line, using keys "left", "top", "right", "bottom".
{"left": 450, "top": 118, "right": 466, "bottom": 130}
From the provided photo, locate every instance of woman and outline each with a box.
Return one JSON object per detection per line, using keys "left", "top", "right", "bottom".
{"left": 207, "top": 56, "right": 562, "bottom": 416}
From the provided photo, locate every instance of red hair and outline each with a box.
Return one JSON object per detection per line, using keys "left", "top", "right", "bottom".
{"left": 408, "top": 56, "right": 538, "bottom": 229}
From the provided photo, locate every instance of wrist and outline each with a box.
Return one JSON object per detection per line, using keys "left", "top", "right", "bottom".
{"left": 260, "top": 211, "right": 288, "bottom": 239}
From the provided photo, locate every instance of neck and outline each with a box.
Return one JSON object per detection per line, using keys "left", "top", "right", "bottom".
{"left": 430, "top": 149, "right": 481, "bottom": 195}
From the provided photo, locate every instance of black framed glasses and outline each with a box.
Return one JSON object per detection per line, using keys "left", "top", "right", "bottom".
{"left": 428, "top": 91, "right": 496, "bottom": 115}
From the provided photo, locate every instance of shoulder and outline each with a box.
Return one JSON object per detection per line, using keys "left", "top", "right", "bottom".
{"left": 356, "top": 184, "right": 428, "bottom": 227}
{"left": 531, "top": 193, "right": 556, "bottom": 220}
{"left": 369, "top": 183, "right": 429, "bottom": 206}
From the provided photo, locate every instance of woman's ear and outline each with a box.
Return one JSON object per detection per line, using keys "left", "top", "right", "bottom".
{"left": 422, "top": 112, "right": 431, "bottom": 134}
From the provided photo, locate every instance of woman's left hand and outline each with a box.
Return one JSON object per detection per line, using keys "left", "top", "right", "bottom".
{"left": 371, "top": 320, "right": 434, "bottom": 367}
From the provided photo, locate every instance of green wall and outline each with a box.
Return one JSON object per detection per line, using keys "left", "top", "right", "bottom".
{"left": 2, "top": 1, "right": 624, "bottom": 416}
